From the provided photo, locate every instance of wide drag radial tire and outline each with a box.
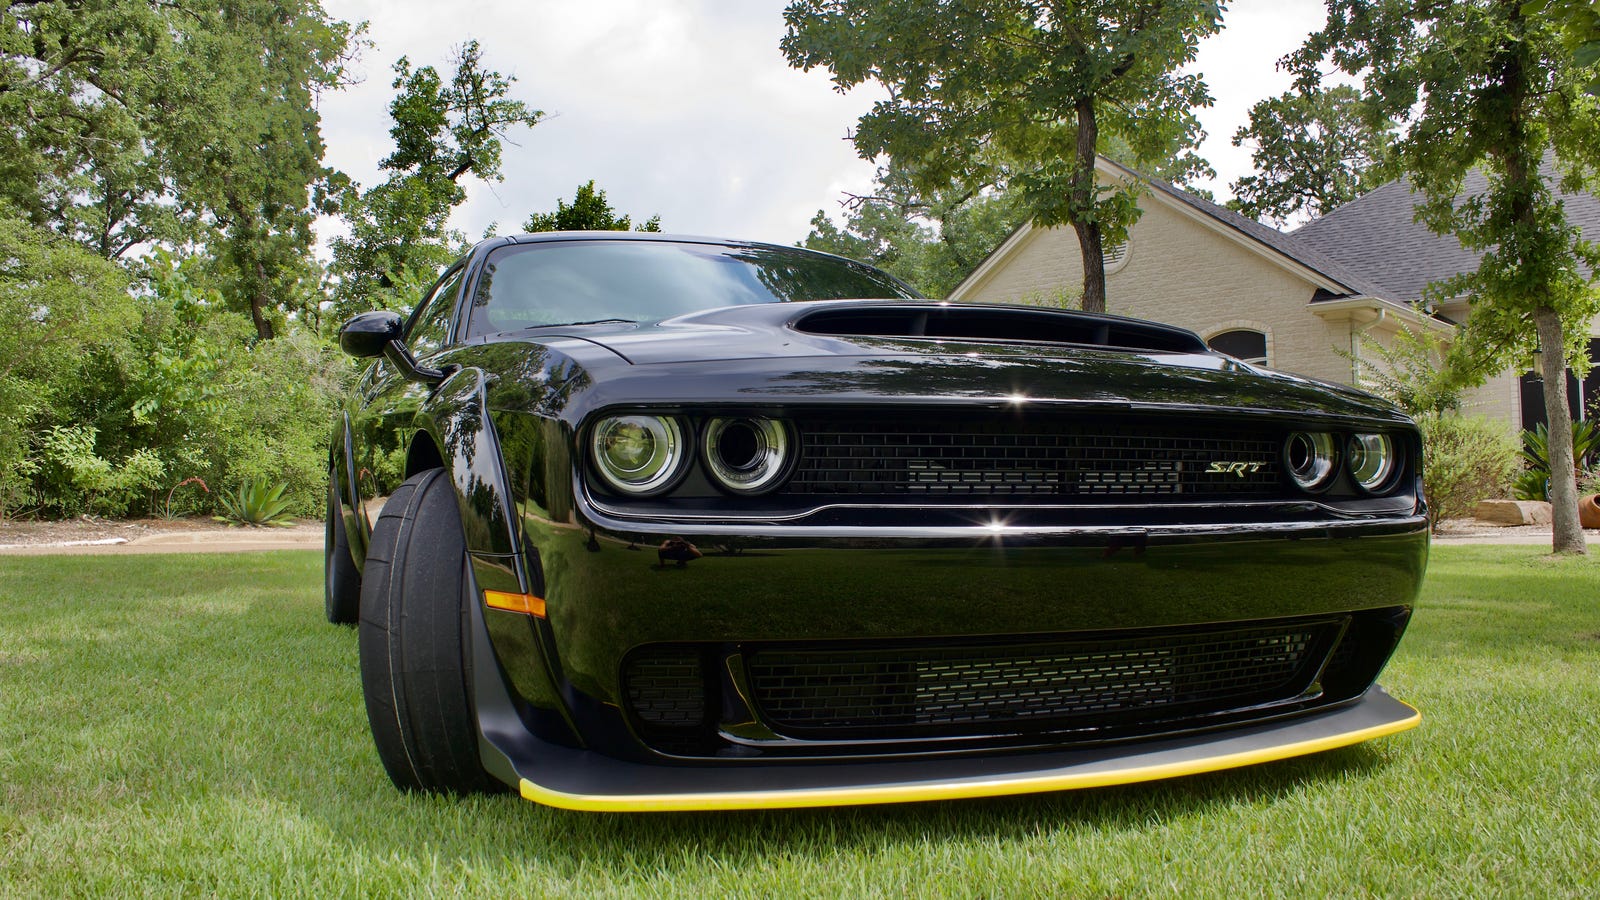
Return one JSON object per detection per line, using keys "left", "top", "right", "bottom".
{"left": 358, "top": 468, "right": 499, "bottom": 795}
{"left": 324, "top": 474, "right": 361, "bottom": 625}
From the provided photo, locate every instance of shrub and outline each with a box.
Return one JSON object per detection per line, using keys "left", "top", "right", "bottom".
{"left": 215, "top": 478, "right": 297, "bottom": 527}
{"left": 1511, "top": 420, "right": 1600, "bottom": 501}
{"left": 35, "top": 425, "right": 166, "bottom": 517}
{"left": 1417, "top": 414, "right": 1519, "bottom": 528}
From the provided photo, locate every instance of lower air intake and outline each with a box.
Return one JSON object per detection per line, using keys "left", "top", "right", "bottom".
{"left": 746, "top": 619, "right": 1339, "bottom": 738}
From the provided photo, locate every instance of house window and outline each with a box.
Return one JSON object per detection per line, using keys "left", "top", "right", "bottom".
{"left": 1520, "top": 338, "right": 1600, "bottom": 430}
{"left": 1208, "top": 329, "right": 1268, "bottom": 365}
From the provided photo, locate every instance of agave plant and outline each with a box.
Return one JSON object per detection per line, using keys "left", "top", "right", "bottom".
{"left": 214, "top": 477, "right": 297, "bottom": 527}
{"left": 1512, "top": 420, "right": 1600, "bottom": 500}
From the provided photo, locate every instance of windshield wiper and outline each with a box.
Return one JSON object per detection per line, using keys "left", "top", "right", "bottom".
{"left": 551, "top": 318, "right": 635, "bottom": 327}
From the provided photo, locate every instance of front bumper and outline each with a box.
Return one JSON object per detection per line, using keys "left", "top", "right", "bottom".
{"left": 466, "top": 506, "right": 1428, "bottom": 807}
{"left": 494, "top": 686, "right": 1417, "bottom": 812}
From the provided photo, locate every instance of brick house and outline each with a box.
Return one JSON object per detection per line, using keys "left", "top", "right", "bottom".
{"left": 949, "top": 157, "right": 1600, "bottom": 432}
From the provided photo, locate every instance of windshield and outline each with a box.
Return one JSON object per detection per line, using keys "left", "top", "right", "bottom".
{"left": 463, "top": 239, "right": 918, "bottom": 336}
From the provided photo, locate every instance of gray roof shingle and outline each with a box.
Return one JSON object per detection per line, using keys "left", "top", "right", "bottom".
{"left": 1291, "top": 156, "right": 1600, "bottom": 303}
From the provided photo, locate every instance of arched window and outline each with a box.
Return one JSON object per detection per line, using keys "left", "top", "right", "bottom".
{"left": 1208, "top": 329, "right": 1268, "bottom": 365}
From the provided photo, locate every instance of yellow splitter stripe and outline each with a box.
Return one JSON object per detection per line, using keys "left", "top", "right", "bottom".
{"left": 520, "top": 702, "right": 1420, "bottom": 812}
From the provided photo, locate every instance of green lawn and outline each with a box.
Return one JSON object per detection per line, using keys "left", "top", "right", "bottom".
{"left": 2, "top": 546, "right": 1597, "bottom": 898}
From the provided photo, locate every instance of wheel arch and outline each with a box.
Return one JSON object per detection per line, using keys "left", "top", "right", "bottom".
{"left": 329, "top": 410, "right": 368, "bottom": 566}
{"left": 413, "top": 367, "right": 525, "bottom": 563}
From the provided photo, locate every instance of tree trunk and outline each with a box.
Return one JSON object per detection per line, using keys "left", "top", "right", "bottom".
{"left": 1072, "top": 96, "right": 1106, "bottom": 314}
{"left": 250, "top": 258, "right": 275, "bottom": 341}
{"left": 1535, "top": 306, "right": 1586, "bottom": 554}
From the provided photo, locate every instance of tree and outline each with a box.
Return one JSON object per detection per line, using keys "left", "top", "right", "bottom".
{"left": 1290, "top": 0, "right": 1600, "bottom": 554}
{"left": 331, "top": 41, "right": 543, "bottom": 320}
{"left": 1229, "top": 85, "right": 1396, "bottom": 226}
{"left": 781, "top": 0, "right": 1223, "bottom": 313}
{"left": 1, "top": 1, "right": 359, "bottom": 339}
{"left": 1, "top": 1, "right": 209, "bottom": 258}
{"left": 522, "top": 181, "right": 661, "bottom": 233}
{"left": 802, "top": 163, "right": 1019, "bottom": 297}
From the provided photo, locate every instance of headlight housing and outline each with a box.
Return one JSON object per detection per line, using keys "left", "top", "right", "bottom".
{"left": 1284, "top": 431, "right": 1338, "bottom": 492}
{"left": 590, "top": 415, "right": 688, "bottom": 496}
{"left": 703, "top": 416, "right": 792, "bottom": 495}
{"left": 1347, "top": 433, "right": 1398, "bottom": 493}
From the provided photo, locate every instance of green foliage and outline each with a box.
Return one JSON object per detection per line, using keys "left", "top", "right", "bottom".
{"left": 1416, "top": 415, "right": 1519, "bottom": 528}
{"left": 0, "top": 242, "right": 349, "bottom": 521}
{"left": 1513, "top": 420, "right": 1600, "bottom": 500}
{"left": 35, "top": 426, "right": 165, "bottom": 518}
{"left": 1229, "top": 85, "right": 1397, "bottom": 226}
{"left": 782, "top": 0, "right": 1223, "bottom": 313}
{"left": 330, "top": 42, "right": 543, "bottom": 321}
{"left": 1, "top": 0, "right": 359, "bottom": 339}
{"left": 1525, "top": 0, "right": 1600, "bottom": 95}
{"left": 214, "top": 477, "right": 298, "bottom": 527}
{"left": 0, "top": 212, "right": 137, "bottom": 518}
{"left": 803, "top": 163, "right": 1019, "bottom": 298}
{"left": 1343, "top": 325, "right": 1464, "bottom": 418}
{"left": 523, "top": 181, "right": 661, "bottom": 234}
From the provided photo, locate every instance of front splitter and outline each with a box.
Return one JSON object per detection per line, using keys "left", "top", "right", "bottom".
{"left": 507, "top": 686, "right": 1418, "bottom": 812}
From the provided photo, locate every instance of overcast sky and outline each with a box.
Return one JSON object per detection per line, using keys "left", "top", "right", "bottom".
{"left": 316, "top": 0, "right": 1330, "bottom": 253}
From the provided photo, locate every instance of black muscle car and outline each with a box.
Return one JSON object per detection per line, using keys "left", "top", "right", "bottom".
{"left": 327, "top": 232, "right": 1426, "bottom": 811}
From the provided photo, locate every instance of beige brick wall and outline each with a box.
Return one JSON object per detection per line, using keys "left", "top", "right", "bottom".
{"left": 961, "top": 198, "right": 1357, "bottom": 385}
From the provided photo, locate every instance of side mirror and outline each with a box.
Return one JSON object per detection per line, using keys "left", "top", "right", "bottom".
{"left": 338, "top": 311, "right": 403, "bottom": 359}
{"left": 338, "top": 310, "right": 446, "bottom": 385}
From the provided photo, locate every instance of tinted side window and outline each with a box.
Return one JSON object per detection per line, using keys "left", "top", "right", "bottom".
{"left": 407, "top": 267, "right": 465, "bottom": 356}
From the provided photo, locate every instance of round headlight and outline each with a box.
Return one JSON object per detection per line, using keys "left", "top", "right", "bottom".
{"left": 704, "top": 417, "right": 791, "bottom": 494}
{"left": 1347, "top": 433, "right": 1397, "bottom": 493}
{"left": 590, "top": 415, "right": 686, "bottom": 495}
{"left": 1284, "top": 431, "right": 1337, "bottom": 491}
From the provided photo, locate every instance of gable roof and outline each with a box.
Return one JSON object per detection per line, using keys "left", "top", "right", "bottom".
{"left": 951, "top": 157, "right": 1393, "bottom": 302}
{"left": 1097, "top": 158, "right": 1391, "bottom": 300}
{"left": 1292, "top": 155, "right": 1600, "bottom": 302}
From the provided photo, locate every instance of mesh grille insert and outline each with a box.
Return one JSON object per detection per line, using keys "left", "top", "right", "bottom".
{"left": 624, "top": 650, "right": 707, "bottom": 727}
{"left": 787, "top": 417, "right": 1281, "bottom": 500}
{"left": 746, "top": 621, "right": 1336, "bottom": 737}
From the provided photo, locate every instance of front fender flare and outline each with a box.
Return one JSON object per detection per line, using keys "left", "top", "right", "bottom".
{"left": 415, "top": 367, "right": 524, "bottom": 564}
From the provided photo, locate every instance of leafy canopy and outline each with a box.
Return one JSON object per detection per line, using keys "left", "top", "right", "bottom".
{"left": 523, "top": 181, "right": 661, "bottom": 233}
{"left": 330, "top": 41, "right": 543, "bottom": 320}
{"left": 781, "top": 0, "right": 1224, "bottom": 312}
{"left": 1229, "top": 85, "right": 1396, "bottom": 226}
{"left": 802, "top": 162, "right": 1019, "bottom": 298}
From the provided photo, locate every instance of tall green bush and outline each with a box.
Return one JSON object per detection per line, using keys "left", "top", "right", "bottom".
{"left": 1416, "top": 415, "right": 1519, "bottom": 528}
{"left": 0, "top": 213, "right": 137, "bottom": 518}
{"left": 0, "top": 236, "right": 353, "bottom": 520}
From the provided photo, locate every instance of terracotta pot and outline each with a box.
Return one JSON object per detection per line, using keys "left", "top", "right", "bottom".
{"left": 1580, "top": 494, "right": 1600, "bottom": 530}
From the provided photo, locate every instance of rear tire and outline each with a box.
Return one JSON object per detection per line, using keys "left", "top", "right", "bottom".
{"left": 358, "top": 468, "right": 499, "bottom": 795}
{"left": 324, "top": 474, "right": 361, "bottom": 625}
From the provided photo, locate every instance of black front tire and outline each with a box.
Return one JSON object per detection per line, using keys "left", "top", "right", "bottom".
{"left": 324, "top": 474, "right": 361, "bottom": 625}
{"left": 358, "top": 468, "right": 499, "bottom": 795}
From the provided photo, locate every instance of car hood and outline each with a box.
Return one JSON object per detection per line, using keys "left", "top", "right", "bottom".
{"left": 474, "top": 301, "right": 1410, "bottom": 425}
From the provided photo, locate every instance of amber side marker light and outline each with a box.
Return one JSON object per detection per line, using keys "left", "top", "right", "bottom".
{"left": 484, "top": 590, "right": 545, "bottom": 618}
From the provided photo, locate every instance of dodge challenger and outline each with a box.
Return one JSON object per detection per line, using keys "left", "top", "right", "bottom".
{"left": 326, "top": 231, "right": 1426, "bottom": 811}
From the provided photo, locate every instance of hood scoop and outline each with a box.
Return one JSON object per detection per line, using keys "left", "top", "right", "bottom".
{"left": 793, "top": 304, "right": 1209, "bottom": 354}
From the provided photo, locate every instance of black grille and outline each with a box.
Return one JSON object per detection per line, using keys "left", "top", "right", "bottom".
{"left": 624, "top": 650, "right": 707, "bottom": 727}
{"left": 787, "top": 417, "right": 1281, "bottom": 500}
{"left": 746, "top": 621, "right": 1338, "bottom": 738}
